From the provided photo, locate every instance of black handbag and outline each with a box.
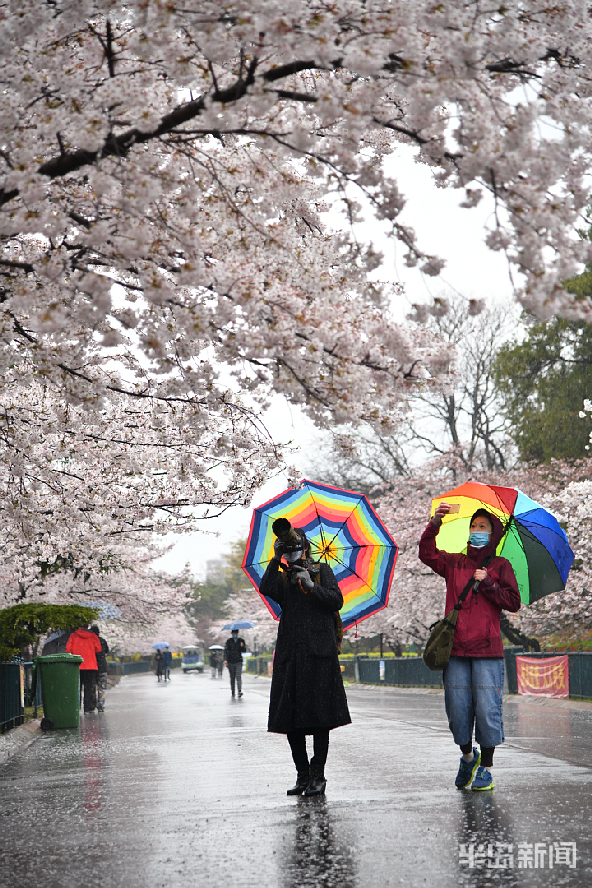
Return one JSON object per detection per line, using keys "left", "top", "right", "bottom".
{"left": 423, "top": 554, "right": 493, "bottom": 671}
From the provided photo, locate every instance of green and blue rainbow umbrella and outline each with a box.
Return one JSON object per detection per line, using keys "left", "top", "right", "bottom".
{"left": 431, "top": 481, "right": 574, "bottom": 604}
{"left": 242, "top": 479, "right": 398, "bottom": 630}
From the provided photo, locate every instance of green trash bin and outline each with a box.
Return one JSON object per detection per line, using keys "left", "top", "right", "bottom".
{"left": 34, "top": 653, "right": 84, "bottom": 728}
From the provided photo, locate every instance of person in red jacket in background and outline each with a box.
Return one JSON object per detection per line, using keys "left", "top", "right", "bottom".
{"left": 419, "top": 503, "right": 521, "bottom": 792}
{"left": 66, "top": 625, "right": 102, "bottom": 713}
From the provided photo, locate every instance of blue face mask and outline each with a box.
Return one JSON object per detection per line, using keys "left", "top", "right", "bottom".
{"left": 469, "top": 531, "right": 490, "bottom": 548}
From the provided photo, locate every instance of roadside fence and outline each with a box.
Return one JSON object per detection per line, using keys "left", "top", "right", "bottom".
{"left": 247, "top": 650, "right": 592, "bottom": 699}
{"left": 108, "top": 655, "right": 183, "bottom": 676}
{"left": 0, "top": 662, "right": 24, "bottom": 733}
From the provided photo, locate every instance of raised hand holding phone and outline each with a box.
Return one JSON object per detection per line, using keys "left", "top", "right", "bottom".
{"left": 432, "top": 501, "right": 459, "bottom": 525}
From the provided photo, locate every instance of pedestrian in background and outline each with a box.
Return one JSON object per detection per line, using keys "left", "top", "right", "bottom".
{"left": 155, "top": 650, "right": 164, "bottom": 681}
{"left": 90, "top": 625, "right": 109, "bottom": 712}
{"left": 41, "top": 630, "right": 72, "bottom": 656}
{"left": 209, "top": 649, "right": 218, "bottom": 679}
{"left": 419, "top": 502, "right": 521, "bottom": 791}
{"left": 66, "top": 625, "right": 102, "bottom": 712}
{"left": 224, "top": 630, "right": 246, "bottom": 697}
{"left": 216, "top": 651, "right": 224, "bottom": 680}
{"left": 260, "top": 526, "right": 351, "bottom": 797}
{"left": 162, "top": 648, "right": 172, "bottom": 681}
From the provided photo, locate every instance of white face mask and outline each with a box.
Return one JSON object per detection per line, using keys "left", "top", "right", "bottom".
{"left": 285, "top": 550, "right": 303, "bottom": 563}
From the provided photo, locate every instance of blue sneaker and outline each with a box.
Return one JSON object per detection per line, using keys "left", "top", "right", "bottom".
{"left": 455, "top": 748, "right": 481, "bottom": 788}
{"left": 471, "top": 765, "right": 495, "bottom": 791}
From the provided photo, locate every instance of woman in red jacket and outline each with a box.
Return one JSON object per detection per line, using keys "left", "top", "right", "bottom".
{"left": 66, "top": 626, "right": 102, "bottom": 712}
{"left": 419, "top": 503, "right": 521, "bottom": 791}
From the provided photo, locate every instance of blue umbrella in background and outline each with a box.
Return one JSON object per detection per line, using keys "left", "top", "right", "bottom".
{"left": 45, "top": 630, "right": 70, "bottom": 645}
{"left": 222, "top": 621, "right": 256, "bottom": 631}
{"left": 152, "top": 642, "right": 171, "bottom": 650}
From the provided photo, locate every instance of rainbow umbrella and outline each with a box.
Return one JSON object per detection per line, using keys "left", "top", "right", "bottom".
{"left": 431, "top": 481, "right": 574, "bottom": 604}
{"left": 242, "top": 479, "right": 398, "bottom": 630}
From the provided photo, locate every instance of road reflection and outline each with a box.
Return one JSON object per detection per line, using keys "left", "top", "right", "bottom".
{"left": 282, "top": 798, "right": 357, "bottom": 888}
{"left": 456, "top": 792, "right": 519, "bottom": 887}
{"left": 517, "top": 701, "right": 573, "bottom": 760}
{"left": 81, "top": 715, "right": 106, "bottom": 816}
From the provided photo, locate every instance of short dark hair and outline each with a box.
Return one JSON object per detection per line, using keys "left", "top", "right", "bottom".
{"left": 470, "top": 508, "right": 493, "bottom": 532}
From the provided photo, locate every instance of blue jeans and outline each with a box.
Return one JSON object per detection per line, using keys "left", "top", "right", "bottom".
{"left": 443, "top": 657, "right": 504, "bottom": 748}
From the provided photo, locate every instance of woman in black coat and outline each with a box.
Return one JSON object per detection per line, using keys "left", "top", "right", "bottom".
{"left": 260, "top": 527, "right": 351, "bottom": 797}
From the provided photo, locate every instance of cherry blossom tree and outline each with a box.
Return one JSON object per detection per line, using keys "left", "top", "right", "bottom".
{"left": 0, "top": 370, "right": 279, "bottom": 606}
{"left": 4, "top": 0, "right": 592, "bottom": 439}
{"left": 0, "top": 536, "right": 194, "bottom": 645}
{"left": 107, "top": 611, "right": 199, "bottom": 656}
{"left": 0, "top": 0, "right": 455, "bottom": 439}
{"left": 305, "top": 294, "right": 520, "bottom": 495}
{"left": 219, "top": 584, "right": 279, "bottom": 652}
{"left": 200, "top": 539, "right": 278, "bottom": 649}
{"left": 4, "top": 2, "right": 592, "bottom": 637}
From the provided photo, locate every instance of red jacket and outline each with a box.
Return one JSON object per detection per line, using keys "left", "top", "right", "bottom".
{"left": 418, "top": 515, "right": 520, "bottom": 658}
{"left": 66, "top": 629, "right": 102, "bottom": 670}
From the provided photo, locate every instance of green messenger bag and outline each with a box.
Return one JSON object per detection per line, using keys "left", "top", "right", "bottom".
{"left": 423, "top": 607, "right": 461, "bottom": 671}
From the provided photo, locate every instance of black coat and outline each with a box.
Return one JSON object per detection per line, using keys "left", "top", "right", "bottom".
{"left": 224, "top": 637, "right": 246, "bottom": 663}
{"left": 96, "top": 637, "right": 109, "bottom": 673}
{"left": 260, "top": 559, "right": 351, "bottom": 735}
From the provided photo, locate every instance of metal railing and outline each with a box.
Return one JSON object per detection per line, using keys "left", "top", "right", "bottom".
{"left": 245, "top": 654, "right": 443, "bottom": 688}
{"left": 107, "top": 656, "right": 183, "bottom": 676}
{"left": 23, "top": 662, "right": 43, "bottom": 716}
{"left": 241, "top": 650, "right": 592, "bottom": 699}
{"left": 0, "top": 662, "right": 24, "bottom": 733}
{"left": 356, "top": 656, "right": 444, "bottom": 688}
{"left": 245, "top": 656, "right": 272, "bottom": 675}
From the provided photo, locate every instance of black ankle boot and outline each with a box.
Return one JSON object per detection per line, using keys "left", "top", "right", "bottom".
{"left": 287, "top": 771, "right": 310, "bottom": 796}
{"left": 304, "top": 770, "right": 326, "bottom": 796}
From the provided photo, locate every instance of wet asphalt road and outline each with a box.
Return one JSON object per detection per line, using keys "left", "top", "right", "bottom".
{"left": 1, "top": 671, "right": 591, "bottom": 888}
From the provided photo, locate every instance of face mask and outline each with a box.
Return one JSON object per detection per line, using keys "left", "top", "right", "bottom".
{"left": 468, "top": 531, "right": 490, "bottom": 548}
{"left": 285, "top": 549, "right": 303, "bottom": 563}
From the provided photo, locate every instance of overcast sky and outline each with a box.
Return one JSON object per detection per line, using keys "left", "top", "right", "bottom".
{"left": 153, "top": 146, "right": 519, "bottom": 579}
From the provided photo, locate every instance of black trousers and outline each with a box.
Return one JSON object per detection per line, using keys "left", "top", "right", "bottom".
{"left": 287, "top": 729, "right": 330, "bottom": 775}
{"left": 80, "top": 670, "right": 98, "bottom": 712}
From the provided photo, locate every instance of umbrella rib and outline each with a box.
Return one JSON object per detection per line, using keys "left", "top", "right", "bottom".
{"left": 310, "top": 543, "right": 394, "bottom": 554}
{"left": 304, "top": 480, "right": 333, "bottom": 558}
{"left": 306, "top": 481, "right": 368, "bottom": 555}
{"left": 305, "top": 481, "right": 330, "bottom": 559}
{"left": 323, "top": 547, "right": 382, "bottom": 597}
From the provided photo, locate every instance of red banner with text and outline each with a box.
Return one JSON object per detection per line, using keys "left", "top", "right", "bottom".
{"left": 516, "top": 655, "right": 569, "bottom": 698}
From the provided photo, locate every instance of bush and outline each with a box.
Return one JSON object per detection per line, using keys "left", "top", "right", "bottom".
{"left": 0, "top": 603, "right": 98, "bottom": 660}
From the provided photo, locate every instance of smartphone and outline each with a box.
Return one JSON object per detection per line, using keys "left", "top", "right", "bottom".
{"left": 444, "top": 502, "right": 460, "bottom": 514}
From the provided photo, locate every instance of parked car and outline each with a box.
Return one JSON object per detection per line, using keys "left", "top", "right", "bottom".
{"left": 181, "top": 646, "right": 204, "bottom": 673}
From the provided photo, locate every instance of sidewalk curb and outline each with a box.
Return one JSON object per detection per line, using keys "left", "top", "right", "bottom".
{"left": 0, "top": 720, "right": 42, "bottom": 767}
